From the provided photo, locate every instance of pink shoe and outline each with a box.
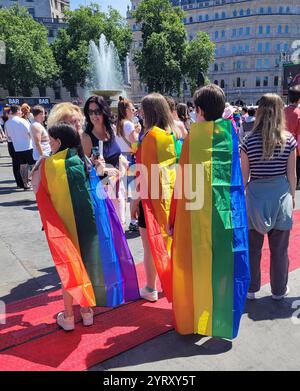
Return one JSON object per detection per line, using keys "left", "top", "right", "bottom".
{"left": 80, "top": 308, "right": 94, "bottom": 326}
{"left": 56, "top": 312, "right": 75, "bottom": 331}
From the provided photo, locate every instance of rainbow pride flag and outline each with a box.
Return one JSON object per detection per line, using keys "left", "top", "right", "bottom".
{"left": 169, "top": 119, "right": 250, "bottom": 339}
{"left": 35, "top": 148, "right": 140, "bottom": 308}
{"left": 136, "top": 126, "right": 179, "bottom": 301}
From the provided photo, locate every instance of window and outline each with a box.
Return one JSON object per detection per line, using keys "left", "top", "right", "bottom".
{"left": 256, "top": 59, "right": 263, "bottom": 69}
{"left": 266, "top": 25, "right": 271, "bottom": 35}
{"left": 245, "top": 27, "right": 250, "bottom": 36}
{"left": 278, "top": 25, "right": 282, "bottom": 34}
{"left": 246, "top": 9, "right": 251, "bottom": 16}
{"left": 242, "top": 80, "right": 246, "bottom": 87}
{"left": 189, "top": 17, "right": 193, "bottom": 23}
{"left": 258, "top": 43, "right": 263, "bottom": 53}
{"left": 214, "top": 80, "right": 219, "bottom": 85}
{"left": 265, "top": 42, "right": 270, "bottom": 53}
{"left": 27, "top": 7, "right": 35, "bottom": 17}
{"left": 214, "top": 63, "right": 219, "bottom": 72}
{"left": 256, "top": 77, "right": 261, "bottom": 87}
{"left": 221, "top": 80, "right": 225, "bottom": 88}
{"left": 221, "top": 30, "right": 225, "bottom": 38}
{"left": 258, "top": 26, "right": 263, "bottom": 35}
{"left": 274, "top": 76, "right": 279, "bottom": 86}
{"left": 285, "top": 25, "right": 289, "bottom": 34}
{"left": 215, "top": 31, "right": 219, "bottom": 39}
{"left": 263, "top": 76, "right": 269, "bottom": 87}
{"left": 237, "top": 77, "right": 241, "bottom": 87}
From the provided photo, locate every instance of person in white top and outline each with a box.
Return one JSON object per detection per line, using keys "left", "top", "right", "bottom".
{"left": 116, "top": 97, "right": 142, "bottom": 231}
{"left": 30, "top": 105, "right": 51, "bottom": 161}
{"left": 5, "top": 105, "right": 34, "bottom": 189}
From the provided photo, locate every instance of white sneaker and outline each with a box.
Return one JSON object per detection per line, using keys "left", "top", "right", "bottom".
{"left": 139, "top": 287, "right": 158, "bottom": 302}
{"left": 247, "top": 292, "right": 256, "bottom": 300}
{"left": 80, "top": 307, "right": 94, "bottom": 326}
{"left": 56, "top": 312, "right": 75, "bottom": 331}
{"left": 272, "top": 286, "right": 290, "bottom": 301}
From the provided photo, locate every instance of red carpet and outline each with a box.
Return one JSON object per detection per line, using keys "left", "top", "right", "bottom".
{"left": 0, "top": 210, "right": 299, "bottom": 371}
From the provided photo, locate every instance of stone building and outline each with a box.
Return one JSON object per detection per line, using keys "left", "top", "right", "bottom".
{"left": 127, "top": 0, "right": 300, "bottom": 105}
{"left": 0, "top": 0, "right": 70, "bottom": 103}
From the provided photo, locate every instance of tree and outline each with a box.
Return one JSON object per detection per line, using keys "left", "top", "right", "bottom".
{"left": 133, "top": 0, "right": 215, "bottom": 96}
{"left": 0, "top": 6, "right": 58, "bottom": 96}
{"left": 185, "top": 32, "right": 215, "bottom": 95}
{"left": 133, "top": 0, "right": 187, "bottom": 95}
{"left": 52, "top": 4, "right": 132, "bottom": 96}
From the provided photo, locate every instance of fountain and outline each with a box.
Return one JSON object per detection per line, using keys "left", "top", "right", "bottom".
{"left": 84, "top": 34, "right": 125, "bottom": 106}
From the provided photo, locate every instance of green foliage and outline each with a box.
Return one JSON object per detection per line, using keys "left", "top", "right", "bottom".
{"left": 185, "top": 31, "right": 215, "bottom": 94}
{"left": 52, "top": 3, "right": 132, "bottom": 94}
{"left": 133, "top": 0, "right": 186, "bottom": 94}
{"left": 133, "top": 0, "right": 214, "bottom": 96}
{"left": 0, "top": 6, "right": 58, "bottom": 96}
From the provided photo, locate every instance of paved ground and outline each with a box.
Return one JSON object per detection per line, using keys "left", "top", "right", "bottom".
{"left": 0, "top": 143, "right": 300, "bottom": 371}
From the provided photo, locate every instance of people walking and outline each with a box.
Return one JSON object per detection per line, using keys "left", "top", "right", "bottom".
{"left": 240, "top": 93, "right": 297, "bottom": 301}
{"left": 5, "top": 105, "right": 34, "bottom": 189}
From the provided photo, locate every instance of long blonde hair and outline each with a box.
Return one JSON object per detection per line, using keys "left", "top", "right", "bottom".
{"left": 253, "top": 94, "right": 288, "bottom": 159}
{"left": 47, "top": 102, "right": 83, "bottom": 129}
{"left": 141, "top": 93, "right": 180, "bottom": 139}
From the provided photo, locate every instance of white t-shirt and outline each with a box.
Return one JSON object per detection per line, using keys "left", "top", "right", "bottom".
{"left": 5, "top": 116, "right": 32, "bottom": 151}
{"left": 115, "top": 120, "right": 135, "bottom": 153}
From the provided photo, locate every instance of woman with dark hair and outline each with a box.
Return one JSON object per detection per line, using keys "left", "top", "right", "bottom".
{"left": 31, "top": 123, "right": 139, "bottom": 331}
{"left": 82, "top": 96, "right": 126, "bottom": 227}
{"left": 176, "top": 102, "right": 191, "bottom": 133}
{"left": 82, "top": 95, "right": 120, "bottom": 170}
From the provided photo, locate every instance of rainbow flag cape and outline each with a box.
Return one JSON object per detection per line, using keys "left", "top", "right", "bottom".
{"left": 169, "top": 119, "right": 250, "bottom": 339}
{"left": 35, "top": 148, "right": 140, "bottom": 308}
{"left": 136, "top": 126, "right": 179, "bottom": 301}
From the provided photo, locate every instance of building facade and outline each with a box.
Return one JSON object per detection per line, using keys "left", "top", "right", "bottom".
{"left": 0, "top": 0, "right": 70, "bottom": 103}
{"left": 127, "top": 0, "right": 300, "bottom": 105}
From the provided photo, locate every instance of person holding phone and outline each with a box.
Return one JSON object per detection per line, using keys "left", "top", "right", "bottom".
{"left": 116, "top": 97, "right": 141, "bottom": 232}
{"left": 81, "top": 96, "right": 125, "bottom": 228}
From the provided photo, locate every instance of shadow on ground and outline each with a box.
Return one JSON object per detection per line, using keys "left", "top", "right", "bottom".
{"left": 0, "top": 266, "right": 60, "bottom": 304}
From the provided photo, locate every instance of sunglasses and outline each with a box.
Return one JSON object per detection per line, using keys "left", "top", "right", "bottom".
{"left": 88, "top": 109, "right": 102, "bottom": 117}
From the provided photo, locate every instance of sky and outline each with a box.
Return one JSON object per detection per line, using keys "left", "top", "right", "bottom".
{"left": 70, "top": 1, "right": 131, "bottom": 16}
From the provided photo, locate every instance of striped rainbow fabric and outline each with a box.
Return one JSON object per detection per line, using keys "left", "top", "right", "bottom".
{"left": 136, "top": 126, "right": 179, "bottom": 301}
{"left": 169, "top": 119, "right": 250, "bottom": 339}
{"left": 36, "top": 148, "right": 140, "bottom": 308}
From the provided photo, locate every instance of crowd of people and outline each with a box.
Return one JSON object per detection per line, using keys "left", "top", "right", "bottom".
{"left": 1, "top": 83, "right": 299, "bottom": 339}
